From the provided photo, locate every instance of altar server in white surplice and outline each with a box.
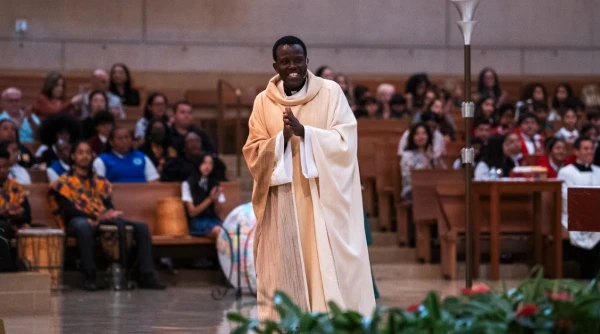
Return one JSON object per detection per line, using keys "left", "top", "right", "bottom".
{"left": 557, "top": 136, "right": 600, "bottom": 278}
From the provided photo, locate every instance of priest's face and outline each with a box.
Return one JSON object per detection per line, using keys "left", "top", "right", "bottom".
{"left": 575, "top": 140, "right": 594, "bottom": 165}
{"left": 273, "top": 44, "right": 308, "bottom": 90}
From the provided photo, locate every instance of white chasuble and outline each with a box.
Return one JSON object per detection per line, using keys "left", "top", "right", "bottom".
{"left": 243, "top": 71, "right": 375, "bottom": 321}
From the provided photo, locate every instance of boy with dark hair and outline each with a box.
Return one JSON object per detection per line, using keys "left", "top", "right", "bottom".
{"left": 88, "top": 110, "right": 115, "bottom": 155}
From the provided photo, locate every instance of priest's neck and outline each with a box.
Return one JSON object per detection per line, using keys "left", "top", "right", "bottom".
{"left": 283, "top": 79, "right": 306, "bottom": 96}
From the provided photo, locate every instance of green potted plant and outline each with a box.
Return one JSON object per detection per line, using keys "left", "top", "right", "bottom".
{"left": 227, "top": 269, "right": 600, "bottom": 333}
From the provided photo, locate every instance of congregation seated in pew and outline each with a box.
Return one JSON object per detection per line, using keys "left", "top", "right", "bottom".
{"left": 534, "top": 137, "right": 568, "bottom": 178}
{"left": 109, "top": 63, "right": 141, "bottom": 108}
{"left": 398, "top": 111, "right": 446, "bottom": 159}
{"left": 1, "top": 87, "right": 40, "bottom": 144}
{"left": 135, "top": 92, "right": 169, "bottom": 141}
{"left": 81, "top": 90, "right": 110, "bottom": 140}
{"left": 139, "top": 119, "right": 177, "bottom": 175}
{"left": 88, "top": 110, "right": 115, "bottom": 155}
{"left": 516, "top": 112, "right": 543, "bottom": 156}
{"left": 36, "top": 114, "right": 82, "bottom": 167}
{"left": 169, "top": 100, "right": 215, "bottom": 155}
{"left": 474, "top": 133, "right": 522, "bottom": 180}
{"left": 32, "top": 71, "right": 80, "bottom": 120}
{"left": 162, "top": 131, "right": 227, "bottom": 182}
{"left": 46, "top": 140, "right": 71, "bottom": 182}
{"left": 0, "top": 119, "right": 36, "bottom": 168}
{"left": 400, "top": 122, "right": 446, "bottom": 200}
{"left": 93, "top": 126, "right": 159, "bottom": 183}
{"left": 492, "top": 103, "right": 516, "bottom": 135}
{"left": 554, "top": 106, "right": 579, "bottom": 144}
{"left": 181, "top": 153, "right": 225, "bottom": 240}
{"left": 50, "top": 141, "right": 165, "bottom": 291}
{"left": 0, "top": 147, "right": 32, "bottom": 272}
{"left": 77, "top": 69, "right": 125, "bottom": 120}
{"left": 1, "top": 140, "right": 31, "bottom": 185}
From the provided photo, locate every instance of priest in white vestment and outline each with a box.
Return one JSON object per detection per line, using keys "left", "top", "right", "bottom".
{"left": 243, "top": 36, "right": 375, "bottom": 320}
{"left": 557, "top": 136, "right": 600, "bottom": 278}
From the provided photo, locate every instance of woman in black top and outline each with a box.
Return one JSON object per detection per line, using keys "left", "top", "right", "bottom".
{"left": 139, "top": 119, "right": 176, "bottom": 174}
{"left": 109, "top": 63, "right": 140, "bottom": 107}
{"left": 181, "top": 154, "right": 224, "bottom": 239}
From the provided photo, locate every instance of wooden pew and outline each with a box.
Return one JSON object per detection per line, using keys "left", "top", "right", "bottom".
{"left": 357, "top": 119, "right": 409, "bottom": 225}
{"left": 412, "top": 169, "right": 465, "bottom": 262}
{"left": 374, "top": 141, "right": 401, "bottom": 234}
{"left": 124, "top": 106, "right": 144, "bottom": 121}
{"left": 436, "top": 182, "right": 560, "bottom": 279}
{"left": 29, "top": 169, "right": 48, "bottom": 183}
{"left": 25, "top": 181, "right": 242, "bottom": 247}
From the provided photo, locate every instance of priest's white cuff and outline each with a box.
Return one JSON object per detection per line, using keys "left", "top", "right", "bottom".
{"left": 270, "top": 131, "right": 293, "bottom": 186}
{"left": 300, "top": 126, "right": 318, "bottom": 179}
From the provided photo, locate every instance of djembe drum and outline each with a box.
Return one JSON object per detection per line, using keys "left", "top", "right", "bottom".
{"left": 155, "top": 197, "right": 188, "bottom": 236}
{"left": 97, "top": 224, "right": 135, "bottom": 290}
{"left": 17, "top": 228, "right": 65, "bottom": 290}
{"left": 216, "top": 202, "right": 257, "bottom": 295}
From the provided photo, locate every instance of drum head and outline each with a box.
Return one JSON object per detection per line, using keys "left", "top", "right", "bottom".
{"left": 216, "top": 202, "right": 256, "bottom": 294}
{"left": 17, "top": 228, "right": 65, "bottom": 236}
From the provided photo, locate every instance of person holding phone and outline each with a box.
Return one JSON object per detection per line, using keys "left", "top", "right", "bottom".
{"left": 181, "top": 153, "right": 224, "bottom": 240}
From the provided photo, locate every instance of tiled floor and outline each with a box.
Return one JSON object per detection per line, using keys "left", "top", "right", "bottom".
{"left": 2, "top": 278, "right": 521, "bottom": 334}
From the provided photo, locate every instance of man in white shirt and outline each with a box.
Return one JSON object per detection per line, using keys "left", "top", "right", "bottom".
{"left": 78, "top": 69, "right": 125, "bottom": 119}
{"left": 0, "top": 88, "right": 40, "bottom": 143}
{"left": 398, "top": 110, "right": 445, "bottom": 158}
{"left": 557, "top": 136, "right": 600, "bottom": 279}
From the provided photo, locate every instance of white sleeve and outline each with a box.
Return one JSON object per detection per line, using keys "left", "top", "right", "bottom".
{"left": 93, "top": 157, "right": 106, "bottom": 177}
{"left": 144, "top": 156, "right": 160, "bottom": 181}
{"left": 181, "top": 181, "right": 192, "bottom": 203}
{"left": 453, "top": 158, "right": 462, "bottom": 169}
{"left": 300, "top": 126, "right": 318, "bottom": 179}
{"left": 21, "top": 168, "right": 31, "bottom": 185}
{"left": 398, "top": 131, "right": 408, "bottom": 156}
{"left": 135, "top": 119, "right": 146, "bottom": 139}
{"left": 270, "top": 131, "right": 293, "bottom": 186}
{"left": 433, "top": 132, "right": 445, "bottom": 158}
{"left": 35, "top": 145, "right": 48, "bottom": 158}
{"left": 473, "top": 161, "right": 490, "bottom": 181}
{"left": 47, "top": 168, "right": 59, "bottom": 182}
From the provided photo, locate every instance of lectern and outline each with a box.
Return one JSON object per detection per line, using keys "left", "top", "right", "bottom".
{"left": 568, "top": 187, "right": 600, "bottom": 232}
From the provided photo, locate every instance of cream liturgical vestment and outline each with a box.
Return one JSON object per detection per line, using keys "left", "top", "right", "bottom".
{"left": 243, "top": 71, "right": 375, "bottom": 320}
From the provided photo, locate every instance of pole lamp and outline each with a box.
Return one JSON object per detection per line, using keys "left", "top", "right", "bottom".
{"left": 450, "top": 0, "right": 482, "bottom": 288}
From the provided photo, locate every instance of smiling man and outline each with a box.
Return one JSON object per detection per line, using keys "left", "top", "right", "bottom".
{"left": 243, "top": 36, "right": 375, "bottom": 320}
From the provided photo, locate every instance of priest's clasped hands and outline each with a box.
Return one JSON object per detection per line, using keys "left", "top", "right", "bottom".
{"left": 283, "top": 107, "right": 305, "bottom": 142}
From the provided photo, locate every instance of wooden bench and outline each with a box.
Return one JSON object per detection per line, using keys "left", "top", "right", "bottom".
{"left": 374, "top": 141, "right": 402, "bottom": 234}
{"left": 412, "top": 169, "right": 465, "bottom": 263}
{"left": 357, "top": 119, "right": 408, "bottom": 225}
{"left": 437, "top": 181, "right": 563, "bottom": 279}
{"left": 25, "top": 181, "right": 241, "bottom": 247}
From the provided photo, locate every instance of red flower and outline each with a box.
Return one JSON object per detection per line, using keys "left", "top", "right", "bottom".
{"left": 406, "top": 304, "right": 420, "bottom": 312}
{"left": 547, "top": 291, "right": 570, "bottom": 301}
{"left": 515, "top": 304, "right": 538, "bottom": 317}
{"left": 461, "top": 283, "right": 491, "bottom": 295}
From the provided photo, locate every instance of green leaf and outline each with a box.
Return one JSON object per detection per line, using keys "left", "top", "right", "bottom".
{"left": 227, "top": 312, "right": 250, "bottom": 324}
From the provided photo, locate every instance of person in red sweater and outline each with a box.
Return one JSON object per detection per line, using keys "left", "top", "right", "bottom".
{"left": 517, "top": 112, "right": 543, "bottom": 156}
{"left": 535, "top": 137, "right": 568, "bottom": 178}
{"left": 32, "top": 71, "right": 82, "bottom": 120}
